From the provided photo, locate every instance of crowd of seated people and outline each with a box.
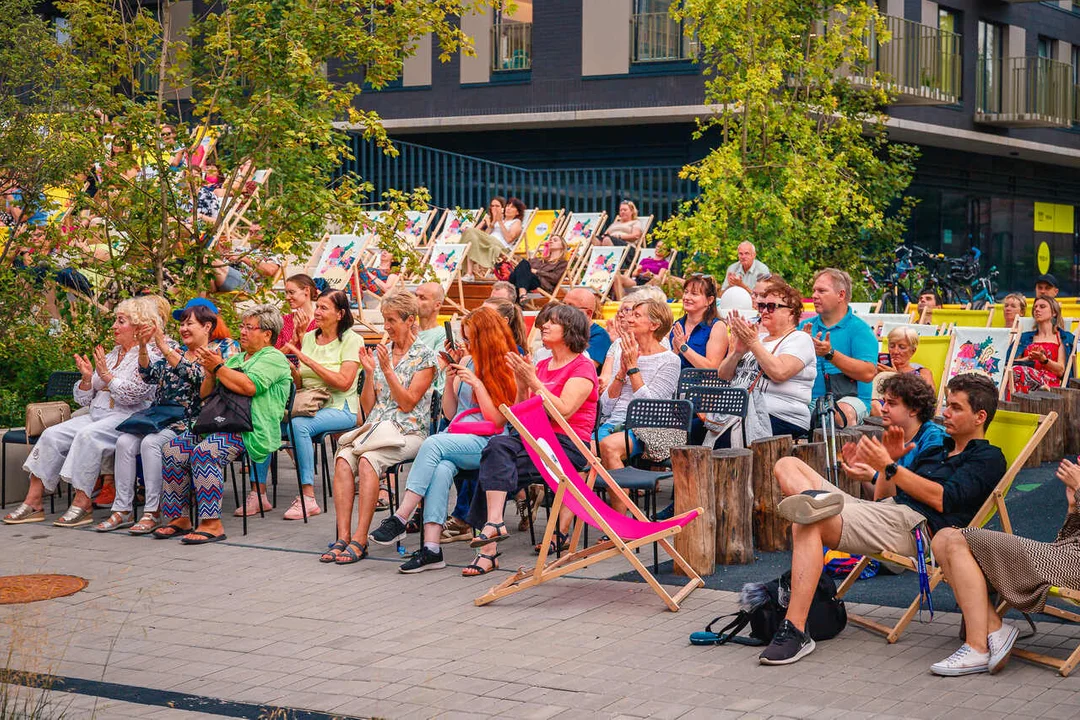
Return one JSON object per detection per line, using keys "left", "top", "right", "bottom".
{"left": 7, "top": 186, "right": 1079, "bottom": 683}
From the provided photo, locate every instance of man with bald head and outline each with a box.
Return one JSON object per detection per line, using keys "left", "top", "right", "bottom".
{"left": 723, "top": 241, "right": 770, "bottom": 292}
{"left": 564, "top": 287, "right": 611, "bottom": 370}
{"left": 414, "top": 281, "right": 447, "bottom": 392}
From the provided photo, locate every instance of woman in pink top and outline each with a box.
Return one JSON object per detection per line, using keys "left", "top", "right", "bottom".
{"left": 462, "top": 304, "right": 598, "bottom": 576}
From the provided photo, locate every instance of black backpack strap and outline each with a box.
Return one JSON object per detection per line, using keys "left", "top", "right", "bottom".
{"left": 704, "top": 612, "right": 761, "bottom": 646}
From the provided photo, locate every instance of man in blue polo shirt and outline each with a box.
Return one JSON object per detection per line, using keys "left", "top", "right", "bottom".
{"left": 802, "top": 268, "right": 878, "bottom": 428}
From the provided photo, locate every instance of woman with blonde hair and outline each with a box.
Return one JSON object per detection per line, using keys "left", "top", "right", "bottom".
{"left": 507, "top": 234, "right": 569, "bottom": 305}
{"left": 1012, "top": 295, "right": 1074, "bottom": 394}
{"left": 1002, "top": 292, "right": 1028, "bottom": 330}
{"left": 366, "top": 306, "right": 518, "bottom": 572}
{"left": 597, "top": 200, "right": 643, "bottom": 247}
{"left": 881, "top": 326, "right": 934, "bottom": 390}
{"left": 323, "top": 292, "right": 437, "bottom": 564}
{"left": 3, "top": 298, "right": 158, "bottom": 527}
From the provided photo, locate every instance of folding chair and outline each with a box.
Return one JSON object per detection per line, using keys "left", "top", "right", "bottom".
{"left": 230, "top": 383, "right": 296, "bottom": 535}
{"left": 475, "top": 395, "right": 704, "bottom": 611}
{"left": 682, "top": 385, "right": 749, "bottom": 447}
{"left": 835, "top": 408, "right": 1056, "bottom": 643}
{"left": 676, "top": 367, "right": 729, "bottom": 398}
{"left": 1010, "top": 586, "right": 1080, "bottom": 676}
{"left": 2, "top": 371, "right": 81, "bottom": 509}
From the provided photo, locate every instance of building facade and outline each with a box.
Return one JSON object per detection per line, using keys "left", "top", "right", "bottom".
{"left": 354, "top": 0, "right": 1080, "bottom": 295}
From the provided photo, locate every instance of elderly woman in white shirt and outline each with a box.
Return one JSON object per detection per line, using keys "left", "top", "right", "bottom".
{"left": 597, "top": 297, "right": 681, "bottom": 514}
{"left": 3, "top": 298, "right": 158, "bottom": 528}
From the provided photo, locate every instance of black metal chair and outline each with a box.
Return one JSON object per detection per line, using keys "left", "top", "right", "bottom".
{"left": 1, "top": 371, "right": 81, "bottom": 509}
{"left": 229, "top": 382, "right": 296, "bottom": 534}
{"left": 676, "top": 367, "right": 729, "bottom": 399}
{"left": 594, "top": 398, "right": 694, "bottom": 570}
{"left": 682, "top": 385, "right": 750, "bottom": 447}
{"left": 384, "top": 389, "right": 440, "bottom": 513}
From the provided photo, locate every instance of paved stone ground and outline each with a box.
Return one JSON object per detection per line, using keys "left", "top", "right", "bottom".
{"left": 3, "top": 465, "right": 1080, "bottom": 719}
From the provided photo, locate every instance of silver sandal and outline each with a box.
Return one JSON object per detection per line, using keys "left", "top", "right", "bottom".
{"left": 54, "top": 505, "right": 94, "bottom": 528}
{"left": 2, "top": 503, "right": 45, "bottom": 525}
{"left": 129, "top": 512, "right": 161, "bottom": 535}
{"left": 94, "top": 511, "right": 134, "bottom": 532}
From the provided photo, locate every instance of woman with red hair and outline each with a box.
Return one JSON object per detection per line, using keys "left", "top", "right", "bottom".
{"left": 364, "top": 306, "right": 518, "bottom": 573}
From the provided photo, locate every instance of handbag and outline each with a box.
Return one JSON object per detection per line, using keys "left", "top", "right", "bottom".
{"left": 632, "top": 427, "right": 686, "bottom": 463}
{"left": 446, "top": 407, "right": 500, "bottom": 436}
{"left": 193, "top": 381, "right": 253, "bottom": 435}
{"left": 337, "top": 420, "right": 406, "bottom": 457}
{"left": 690, "top": 570, "right": 847, "bottom": 646}
{"left": 116, "top": 404, "right": 186, "bottom": 435}
{"left": 24, "top": 401, "right": 72, "bottom": 441}
{"left": 493, "top": 259, "right": 514, "bottom": 282}
{"left": 290, "top": 387, "right": 331, "bottom": 419}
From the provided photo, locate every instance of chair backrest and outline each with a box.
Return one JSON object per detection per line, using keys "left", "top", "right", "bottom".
{"left": 972, "top": 409, "right": 1055, "bottom": 529}
{"left": 624, "top": 398, "right": 694, "bottom": 434}
{"left": 677, "top": 367, "right": 729, "bottom": 397}
{"left": 908, "top": 335, "right": 953, "bottom": 398}
{"left": 46, "top": 371, "right": 81, "bottom": 399}
{"left": 429, "top": 390, "right": 443, "bottom": 435}
{"left": 929, "top": 308, "right": 992, "bottom": 327}
{"left": 681, "top": 385, "right": 748, "bottom": 418}
{"left": 880, "top": 321, "right": 939, "bottom": 338}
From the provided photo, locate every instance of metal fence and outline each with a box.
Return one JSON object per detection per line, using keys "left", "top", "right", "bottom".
{"left": 338, "top": 136, "right": 700, "bottom": 222}
{"left": 977, "top": 56, "right": 1073, "bottom": 123}
{"left": 874, "top": 15, "right": 962, "bottom": 100}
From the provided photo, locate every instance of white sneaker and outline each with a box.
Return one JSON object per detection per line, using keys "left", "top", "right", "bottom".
{"left": 988, "top": 623, "right": 1019, "bottom": 674}
{"left": 930, "top": 643, "right": 990, "bottom": 676}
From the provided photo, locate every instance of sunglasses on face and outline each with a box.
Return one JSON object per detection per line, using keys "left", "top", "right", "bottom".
{"left": 756, "top": 302, "right": 794, "bottom": 314}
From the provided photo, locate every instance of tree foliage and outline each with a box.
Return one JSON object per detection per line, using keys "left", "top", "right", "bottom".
{"left": 655, "top": 0, "right": 918, "bottom": 295}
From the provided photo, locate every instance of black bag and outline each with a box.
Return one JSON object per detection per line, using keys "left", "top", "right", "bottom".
{"left": 116, "top": 404, "right": 186, "bottom": 435}
{"left": 192, "top": 382, "right": 253, "bottom": 435}
{"left": 690, "top": 570, "right": 846, "bottom": 646}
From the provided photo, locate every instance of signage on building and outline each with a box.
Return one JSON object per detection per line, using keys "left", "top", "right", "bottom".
{"left": 1034, "top": 202, "right": 1074, "bottom": 234}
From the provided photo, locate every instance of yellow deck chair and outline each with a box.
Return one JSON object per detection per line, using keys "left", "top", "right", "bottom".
{"left": 515, "top": 209, "right": 562, "bottom": 257}
{"left": 836, "top": 409, "right": 1056, "bottom": 643}
{"left": 928, "top": 308, "right": 992, "bottom": 327}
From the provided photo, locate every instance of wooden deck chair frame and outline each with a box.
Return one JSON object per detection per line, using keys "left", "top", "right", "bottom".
{"left": 1061, "top": 331, "right": 1080, "bottom": 382}
{"left": 218, "top": 168, "right": 273, "bottom": 246}
{"left": 402, "top": 209, "right": 436, "bottom": 248}
{"left": 564, "top": 211, "right": 609, "bottom": 282}
{"left": 1009, "top": 585, "right": 1080, "bottom": 675}
{"left": 416, "top": 241, "right": 471, "bottom": 313}
{"left": 575, "top": 245, "right": 629, "bottom": 303}
{"left": 514, "top": 208, "right": 563, "bottom": 257}
{"left": 475, "top": 396, "right": 705, "bottom": 612}
{"left": 935, "top": 329, "right": 1017, "bottom": 404}
{"left": 834, "top": 410, "right": 1057, "bottom": 644}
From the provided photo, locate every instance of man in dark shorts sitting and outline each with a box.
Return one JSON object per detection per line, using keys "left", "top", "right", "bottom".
{"left": 759, "top": 373, "right": 1006, "bottom": 665}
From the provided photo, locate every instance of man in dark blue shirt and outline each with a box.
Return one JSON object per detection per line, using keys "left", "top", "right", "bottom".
{"left": 760, "top": 373, "right": 1006, "bottom": 666}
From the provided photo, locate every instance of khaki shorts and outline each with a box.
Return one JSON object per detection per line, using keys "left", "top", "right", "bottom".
{"left": 336, "top": 433, "right": 424, "bottom": 477}
{"left": 818, "top": 479, "right": 922, "bottom": 558}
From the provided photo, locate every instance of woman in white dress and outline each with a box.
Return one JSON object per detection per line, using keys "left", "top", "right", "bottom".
{"left": 3, "top": 298, "right": 159, "bottom": 527}
{"left": 462, "top": 196, "right": 524, "bottom": 280}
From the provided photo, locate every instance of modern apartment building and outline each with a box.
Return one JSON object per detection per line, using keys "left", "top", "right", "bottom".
{"left": 352, "top": 0, "right": 1080, "bottom": 294}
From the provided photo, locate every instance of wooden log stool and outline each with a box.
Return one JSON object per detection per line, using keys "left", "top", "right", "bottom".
{"left": 671, "top": 446, "right": 717, "bottom": 577}
{"left": 1013, "top": 393, "right": 1052, "bottom": 467}
{"left": 750, "top": 436, "right": 792, "bottom": 552}
{"left": 713, "top": 448, "right": 755, "bottom": 565}
{"left": 1028, "top": 390, "right": 1065, "bottom": 461}
{"left": 1050, "top": 385, "right": 1080, "bottom": 457}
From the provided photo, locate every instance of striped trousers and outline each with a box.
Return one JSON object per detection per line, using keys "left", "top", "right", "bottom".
{"left": 161, "top": 430, "right": 245, "bottom": 520}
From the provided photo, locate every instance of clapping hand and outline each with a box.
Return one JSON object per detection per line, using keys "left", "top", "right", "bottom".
{"left": 375, "top": 343, "right": 391, "bottom": 372}
{"left": 74, "top": 353, "right": 94, "bottom": 381}
{"left": 135, "top": 323, "right": 156, "bottom": 347}
{"left": 506, "top": 351, "right": 540, "bottom": 392}
{"left": 92, "top": 345, "right": 110, "bottom": 377}
{"left": 194, "top": 346, "right": 223, "bottom": 373}
{"left": 671, "top": 323, "right": 688, "bottom": 353}
{"left": 805, "top": 327, "right": 833, "bottom": 358}
{"left": 854, "top": 435, "right": 893, "bottom": 473}
{"left": 619, "top": 328, "right": 640, "bottom": 369}
{"left": 881, "top": 425, "right": 915, "bottom": 462}
{"left": 839, "top": 441, "right": 876, "bottom": 482}
{"left": 358, "top": 346, "right": 376, "bottom": 375}
{"left": 293, "top": 307, "right": 313, "bottom": 338}
{"left": 1057, "top": 458, "right": 1080, "bottom": 510}
{"left": 728, "top": 313, "right": 758, "bottom": 353}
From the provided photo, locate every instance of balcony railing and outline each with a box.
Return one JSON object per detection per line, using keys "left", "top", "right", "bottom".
{"left": 976, "top": 56, "right": 1073, "bottom": 127}
{"left": 851, "top": 15, "right": 961, "bottom": 105}
{"left": 630, "top": 12, "right": 696, "bottom": 63}
{"left": 1075, "top": 84, "right": 1080, "bottom": 125}
{"left": 491, "top": 22, "right": 531, "bottom": 72}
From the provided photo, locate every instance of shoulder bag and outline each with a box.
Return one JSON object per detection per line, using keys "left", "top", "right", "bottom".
{"left": 290, "top": 387, "right": 331, "bottom": 419}
{"left": 116, "top": 404, "right": 186, "bottom": 435}
{"left": 193, "top": 371, "right": 253, "bottom": 435}
{"left": 25, "top": 401, "right": 72, "bottom": 441}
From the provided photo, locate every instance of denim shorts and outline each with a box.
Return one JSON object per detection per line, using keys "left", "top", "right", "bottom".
{"left": 597, "top": 422, "right": 642, "bottom": 457}
{"left": 219, "top": 265, "right": 255, "bottom": 293}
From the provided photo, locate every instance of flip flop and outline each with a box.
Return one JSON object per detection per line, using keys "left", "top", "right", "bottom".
{"left": 152, "top": 522, "right": 192, "bottom": 539}
{"left": 179, "top": 530, "right": 227, "bottom": 545}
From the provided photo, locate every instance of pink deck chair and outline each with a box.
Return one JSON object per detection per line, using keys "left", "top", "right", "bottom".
{"left": 474, "top": 395, "right": 705, "bottom": 612}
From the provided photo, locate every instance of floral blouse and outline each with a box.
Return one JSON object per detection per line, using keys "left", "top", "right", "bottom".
{"left": 367, "top": 339, "right": 436, "bottom": 436}
{"left": 74, "top": 345, "right": 157, "bottom": 414}
{"left": 138, "top": 338, "right": 238, "bottom": 432}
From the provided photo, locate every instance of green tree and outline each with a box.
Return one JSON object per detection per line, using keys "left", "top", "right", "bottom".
{"left": 656, "top": 0, "right": 918, "bottom": 295}
{"left": 0, "top": 0, "right": 491, "bottom": 423}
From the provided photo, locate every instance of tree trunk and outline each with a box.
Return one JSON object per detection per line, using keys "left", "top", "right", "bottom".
{"left": 714, "top": 448, "right": 755, "bottom": 565}
{"left": 792, "top": 442, "right": 828, "bottom": 478}
{"left": 750, "top": 436, "right": 791, "bottom": 552}
{"left": 1027, "top": 390, "right": 1064, "bottom": 461}
{"left": 1013, "top": 394, "right": 1047, "bottom": 467}
{"left": 671, "top": 446, "right": 716, "bottom": 578}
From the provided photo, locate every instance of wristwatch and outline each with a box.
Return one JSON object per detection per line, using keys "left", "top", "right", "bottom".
{"left": 884, "top": 462, "right": 898, "bottom": 480}
{"left": 823, "top": 349, "right": 835, "bottom": 361}
{"left": 627, "top": 367, "right": 641, "bottom": 377}
{"left": 679, "top": 343, "right": 689, "bottom": 354}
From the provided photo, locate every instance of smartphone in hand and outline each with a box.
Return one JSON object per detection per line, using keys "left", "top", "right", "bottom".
{"left": 444, "top": 320, "right": 455, "bottom": 350}
{"left": 878, "top": 352, "right": 892, "bottom": 367}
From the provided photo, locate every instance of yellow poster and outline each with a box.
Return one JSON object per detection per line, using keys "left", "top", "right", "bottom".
{"left": 516, "top": 209, "right": 560, "bottom": 255}
{"left": 1034, "top": 202, "right": 1074, "bottom": 234}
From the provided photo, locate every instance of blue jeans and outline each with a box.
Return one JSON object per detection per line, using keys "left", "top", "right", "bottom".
{"left": 598, "top": 422, "right": 642, "bottom": 457}
{"left": 288, "top": 405, "right": 356, "bottom": 486}
{"left": 405, "top": 432, "right": 490, "bottom": 525}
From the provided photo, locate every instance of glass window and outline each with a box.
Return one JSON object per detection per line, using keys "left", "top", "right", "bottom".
{"left": 631, "top": 0, "right": 692, "bottom": 63}
{"left": 492, "top": 1, "right": 532, "bottom": 72}
{"left": 977, "top": 20, "right": 1003, "bottom": 112}
{"left": 938, "top": 8, "right": 961, "bottom": 99}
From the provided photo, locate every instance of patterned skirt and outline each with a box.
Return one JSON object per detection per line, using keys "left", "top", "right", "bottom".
{"left": 962, "top": 522, "right": 1080, "bottom": 613}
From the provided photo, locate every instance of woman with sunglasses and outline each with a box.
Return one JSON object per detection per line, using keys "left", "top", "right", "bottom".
{"left": 670, "top": 273, "right": 728, "bottom": 370}
{"left": 718, "top": 278, "right": 817, "bottom": 439}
